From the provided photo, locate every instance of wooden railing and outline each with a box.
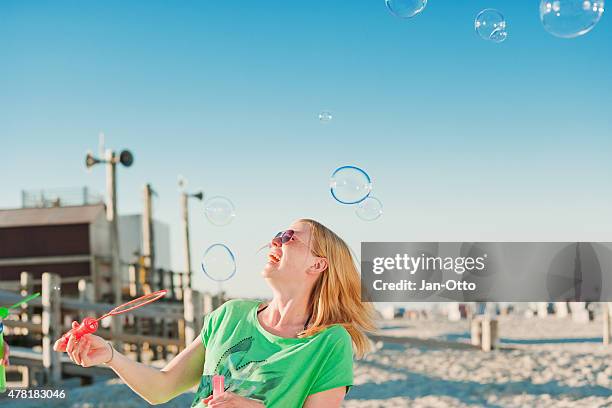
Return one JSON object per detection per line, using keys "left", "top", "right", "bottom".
{"left": 0, "top": 272, "right": 225, "bottom": 387}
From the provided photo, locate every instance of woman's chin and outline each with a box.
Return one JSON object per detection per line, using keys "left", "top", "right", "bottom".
{"left": 262, "top": 261, "right": 279, "bottom": 277}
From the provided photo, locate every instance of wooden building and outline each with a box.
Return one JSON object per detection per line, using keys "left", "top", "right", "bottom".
{"left": 0, "top": 204, "right": 112, "bottom": 298}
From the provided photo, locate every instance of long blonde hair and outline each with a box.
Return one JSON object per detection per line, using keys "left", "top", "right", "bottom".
{"left": 297, "top": 219, "right": 377, "bottom": 358}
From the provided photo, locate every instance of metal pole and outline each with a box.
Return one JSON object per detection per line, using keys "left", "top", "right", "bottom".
{"left": 181, "top": 192, "right": 192, "bottom": 289}
{"left": 142, "top": 184, "right": 155, "bottom": 287}
{"left": 105, "top": 149, "right": 123, "bottom": 343}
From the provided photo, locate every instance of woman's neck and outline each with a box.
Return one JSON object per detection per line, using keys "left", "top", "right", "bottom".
{"left": 262, "top": 294, "right": 311, "bottom": 329}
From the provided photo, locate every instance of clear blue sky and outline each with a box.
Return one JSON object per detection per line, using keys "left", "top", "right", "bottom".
{"left": 1, "top": 1, "right": 610, "bottom": 300}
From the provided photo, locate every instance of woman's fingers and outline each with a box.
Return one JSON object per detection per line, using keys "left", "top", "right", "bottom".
{"left": 80, "top": 338, "right": 92, "bottom": 367}
{"left": 66, "top": 333, "right": 76, "bottom": 353}
{"left": 73, "top": 336, "right": 88, "bottom": 365}
{"left": 207, "top": 392, "right": 230, "bottom": 407}
{"left": 53, "top": 338, "right": 64, "bottom": 352}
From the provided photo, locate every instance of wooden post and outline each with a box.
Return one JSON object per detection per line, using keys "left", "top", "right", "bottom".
{"left": 177, "top": 273, "right": 184, "bottom": 301}
{"left": 183, "top": 288, "right": 203, "bottom": 346}
{"left": 42, "top": 273, "right": 61, "bottom": 385}
{"left": 481, "top": 317, "right": 498, "bottom": 352}
{"left": 203, "top": 293, "right": 214, "bottom": 315}
{"left": 78, "top": 279, "right": 94, "bottom": 322}
{"left": 470, "top": 317, "right": 482, "bottom": 347}
{"left": 168, "top": 271, "right": 177, "bottom": 301}
{"left": 20, "top": 272, "right": 34, "bottom": 326}
{"left": 604, "top": 303, "right": 611, "bottom": 346}
{"left": 128, "top": 264, "right": 138, "bottom": 298}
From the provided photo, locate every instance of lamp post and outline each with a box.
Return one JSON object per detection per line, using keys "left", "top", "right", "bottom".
{"left": 86, "top": 146, "right": 133, "bottom": 343}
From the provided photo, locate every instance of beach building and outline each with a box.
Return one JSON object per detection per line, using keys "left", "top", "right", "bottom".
{"left": 0, "top": 187, "right": 171, "bottom": 300}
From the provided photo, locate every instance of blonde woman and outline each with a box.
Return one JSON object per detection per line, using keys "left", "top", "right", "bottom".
{"left": 55, "top": 219, "right": 376, "bottom": 407}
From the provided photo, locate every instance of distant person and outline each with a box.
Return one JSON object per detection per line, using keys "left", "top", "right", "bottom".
{"left": 55, "top": 219, "right": 376, "bottom": 407}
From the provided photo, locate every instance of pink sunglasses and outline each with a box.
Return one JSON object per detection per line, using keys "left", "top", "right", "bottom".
{"left": 272, "top": 229, "right": 295, "bottom": 246}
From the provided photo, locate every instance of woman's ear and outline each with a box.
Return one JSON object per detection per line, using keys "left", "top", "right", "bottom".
{"left": 311, "top": 257, "right": 328, "bottom": 274}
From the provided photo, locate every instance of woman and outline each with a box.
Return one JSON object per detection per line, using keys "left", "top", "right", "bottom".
{"left": 54, "top": 219, "right": 376, "bottom": 407}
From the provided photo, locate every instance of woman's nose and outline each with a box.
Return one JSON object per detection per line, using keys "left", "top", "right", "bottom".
{"left": 271, "top": 237, "right": 282, "bottom": 247}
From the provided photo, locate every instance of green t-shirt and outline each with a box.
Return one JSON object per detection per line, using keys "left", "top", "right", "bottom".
{"left": 190, "top": 299, "right": 354, "bottom": 408}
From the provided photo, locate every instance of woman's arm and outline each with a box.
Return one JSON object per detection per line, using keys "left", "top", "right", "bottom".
{"left": 107, "top": 335, "right": 205, "bottom": 404}
{"left": 303, "top": 387, "right": 346, "bottom": 408}
{"left": 55, "top": 324, "right": 205, "bottom": 405}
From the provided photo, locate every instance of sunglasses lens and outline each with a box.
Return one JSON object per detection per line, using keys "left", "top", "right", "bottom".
{"left": 281, "top": 230, "right": 295, "bottom": 243}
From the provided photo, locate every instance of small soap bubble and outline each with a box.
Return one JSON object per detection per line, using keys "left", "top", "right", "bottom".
{"left": 201, "top": 243, "right": 237, "bottom": 282}
{"left": 204, "top": 196, "right": 236, "bottom": 226}
{"left": 355, "top": 197, "right": 383, "bottom": 221}
{"left": 330, "top": 166, "right": 372, "bottom": 205}
{"left": 540, "top": 0, "right": 605, "bottom": 38}
{"left": 385, "top": 0, "right": 427, "bottom": 18}
{"left": 475, "top": 9, "right": 508, "bottom": 43}
{"left": 318, "top": 111, "right": 333, "bottom": 122}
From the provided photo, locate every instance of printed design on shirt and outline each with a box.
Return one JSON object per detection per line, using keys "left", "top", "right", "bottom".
{"left": 192, "top": 336, "right": 284, "bottom": 407}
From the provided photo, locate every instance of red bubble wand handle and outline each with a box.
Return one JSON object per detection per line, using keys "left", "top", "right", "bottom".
{"left": 57, "top": 290, "right": 167, "bottom": 348}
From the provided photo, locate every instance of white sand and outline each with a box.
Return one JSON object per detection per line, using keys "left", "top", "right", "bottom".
{"left": 344, "top": 315, "right": 612, "bottom": 407}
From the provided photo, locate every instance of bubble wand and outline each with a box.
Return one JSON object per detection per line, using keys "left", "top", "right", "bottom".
{"left": 1, "top": 292, "right": 41, "bottom": 393}
{"left": 57, "top": 290, "right": 167, "bottom": 348}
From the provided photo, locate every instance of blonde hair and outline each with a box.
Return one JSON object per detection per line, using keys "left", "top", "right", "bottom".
{"left": 296, "top": 219, "right": 377, "bottom": 358}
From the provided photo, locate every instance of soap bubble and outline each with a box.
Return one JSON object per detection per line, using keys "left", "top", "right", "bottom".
{"left": 475, "top": 9, "right": 508, "bottom": 43}
{"left": 356, "top": 197, "right": 383, "bottom": 221}
{"left": 204, "top": 196, "right": 236, "bottom": 226}
{"left": 318, "top": 111, "right": 333, "bottom": 122}
{"left": 540, "top": 0, "right": 605, "bottom": 38}
{"left": 330, "top": 166, "right": 372, "bottom": 205}
{"left": 201, "top": 244, "right": 236, "bottom": 281}
{"left": 385, "top": 0, "right": 427, "bottom": 18}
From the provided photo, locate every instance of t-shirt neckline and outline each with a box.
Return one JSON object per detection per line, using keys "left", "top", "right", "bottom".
{"left": 252, "top": 301, "right": 316, "bottom": 343}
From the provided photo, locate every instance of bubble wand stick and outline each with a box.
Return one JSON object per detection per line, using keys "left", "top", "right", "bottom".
{"left": 0, "top": 292, "right": 41, "bottom": 393}
{"left": 57, "top": 290, "right": 167, "bottom": 348}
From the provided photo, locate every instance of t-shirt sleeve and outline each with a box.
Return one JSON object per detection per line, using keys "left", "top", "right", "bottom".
{"left": 308, "top": 328, "right": 354, "bottom": 397}
{"left": 200, "top": 299, "right": 237, "bottom": 349}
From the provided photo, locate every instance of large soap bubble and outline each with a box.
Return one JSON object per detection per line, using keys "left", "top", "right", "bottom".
{"left": 330, "top": 166, "right": 372, "bottom": 205}
{"left": 475, "top": 9, "right": 508, "bottom": 43}
{"left": 204, "top": 196, "right": 236, "bottom": 226}
{"left": 385, "top": 0, "right": 427, "bottom": 18}
{"left": 540, "top": 0, "right": 605, "bottom": 38}
{"left": 201, "top": 243, "right": 237, "bottom": 282}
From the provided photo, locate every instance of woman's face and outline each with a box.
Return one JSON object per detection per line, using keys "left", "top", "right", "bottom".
{"left": 262, "top": 221, "right": 325, "bottom": 284}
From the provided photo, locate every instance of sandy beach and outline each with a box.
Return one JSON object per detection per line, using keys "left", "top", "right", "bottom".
{"left": 1, "top": 314, "right": 610, "bottom": 408}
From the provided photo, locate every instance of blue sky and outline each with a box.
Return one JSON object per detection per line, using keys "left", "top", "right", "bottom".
{"left": 1, "top": 1, "right": 611, "bottom": 300}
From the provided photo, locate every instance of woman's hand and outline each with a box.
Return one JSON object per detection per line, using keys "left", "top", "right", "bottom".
{"left": 202, "top": 391, "right": 265, "bottom": 407}
{"left": 1, "top": 340, "right": 9, "bottom": 366}
{"left": 53, "top": 321, "right": 112, "bottom": 367}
